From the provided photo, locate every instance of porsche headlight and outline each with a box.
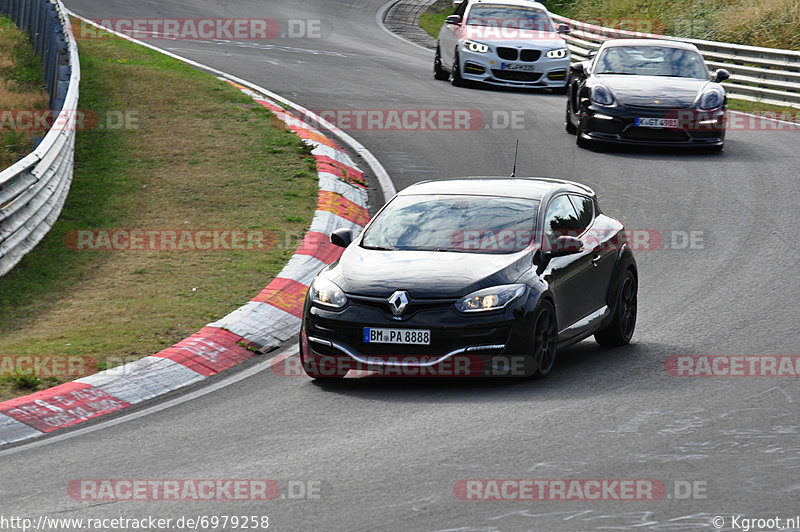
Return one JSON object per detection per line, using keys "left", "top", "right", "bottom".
{"left": 464, "top": 40, "right": 489, "bottom": 53}
{"left": 698, "top": 90, "right": 722, "bottom": 110}
{"left": 456, "top": 284, "right": 525, "bottom": 313}
{"left": 310, "top": 277, "right": 347, "bottom": 309}
{"left": 546, "top": 48, "right": 568, "bottom": 59}
{"left": 591, "top": 85, "right": 615, "bottom": 106}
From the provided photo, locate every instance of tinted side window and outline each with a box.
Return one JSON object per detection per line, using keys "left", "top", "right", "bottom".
{"left": 544, "top": 195, "right": 582, "bottom": 238}
{"left": 454, "top": 0, "right": 468, "bottom": 17}
{"left": 569, "top": 195, "right": 594, "bottom": 230}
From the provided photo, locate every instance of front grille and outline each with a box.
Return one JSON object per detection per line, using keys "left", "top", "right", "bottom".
{"left": 347, "top": 295, "right": 457, "bottom": 320}
{"left": 623, "top": 127, "right": 689, "bottom": 142}
{"left": 491, "top": 69, "right": 542, "bottom": 82}
{"left": 497, "top": 47, "right": 518, "bottom": 61}
{"left": 520, "top": 49, "right": 541, "bottom": 62}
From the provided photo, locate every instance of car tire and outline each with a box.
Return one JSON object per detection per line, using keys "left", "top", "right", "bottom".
{"left": 434, "top": 45, "right": 449, "bottom": 80}
{"left": 565, "top": 96, "right": 577, "bottom": 134}
{"left": 301, "top": 351, "right": 349, "bottom": 379}
{"left": 595, "top": 269, "right": 637, "bottom": 346}
{"left": 528, "top": 301, "right": 558, "bottom": 378}
{"left": 451, "top": 52, "right": 465, "bottom": 87}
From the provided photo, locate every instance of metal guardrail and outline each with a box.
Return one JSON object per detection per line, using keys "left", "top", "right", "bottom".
{"left": 0, "top": 0, "right": 79, "bottom": 277}
{"left": 551, "top": 14, "right": 800, "bottom": 109}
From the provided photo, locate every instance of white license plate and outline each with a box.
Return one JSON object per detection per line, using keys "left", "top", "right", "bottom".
{"left": 636, "top": 117, "right": 678, "bottom": 128}
{"left": 501, "top": 63, "right": 537, "bottom": 72}
{"left": 363, "top": 328, "right": 431, "bottom": 345}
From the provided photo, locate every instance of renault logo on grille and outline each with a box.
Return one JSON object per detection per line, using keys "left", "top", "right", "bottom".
{"left": 388, "top": 290, "right": 409, "bottom": 316}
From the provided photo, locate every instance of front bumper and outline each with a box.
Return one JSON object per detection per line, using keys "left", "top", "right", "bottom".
{"left": 580, "top": 104, "right": 726, "bottom": 147}
{"left": 300, "top": 294, "right": 532, "bottom": 377}
{"left": 461, "top": 49, "right": 569, "bottom": 88}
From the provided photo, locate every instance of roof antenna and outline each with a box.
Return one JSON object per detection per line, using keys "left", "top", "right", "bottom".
{"left": 510, "top": 139, "right": 519, "bottom": 178}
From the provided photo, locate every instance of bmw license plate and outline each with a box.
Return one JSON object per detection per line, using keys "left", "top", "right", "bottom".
{"left": 636, "top": 117, "right": 678, "bottom": 128}
{"left": 364, "top": 328, "right": 431, "bottom": 345}
{"left": 501, "top": 63, "right": 537, "bottom": 72}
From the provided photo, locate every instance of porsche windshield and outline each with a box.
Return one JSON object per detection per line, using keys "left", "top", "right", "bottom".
{"left": 361, "top": 194, "right": 539, "bottom": 254}
{"left": 595, "top": 46, "right": 708, "bottom": 78}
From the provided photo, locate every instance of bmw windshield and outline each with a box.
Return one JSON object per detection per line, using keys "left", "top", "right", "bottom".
{"left": 361, "top": 194, "right": 539, "bottom": 254}
{"left": 465, "top": 4, "right": 554, "bottom": 31}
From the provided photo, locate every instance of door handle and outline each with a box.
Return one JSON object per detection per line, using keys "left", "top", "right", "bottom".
{"left": 592, "top": 254, "right": 602, "bottom": 267}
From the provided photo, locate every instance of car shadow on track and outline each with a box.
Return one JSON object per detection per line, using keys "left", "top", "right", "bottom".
{"left": 307, "top": 339, "right": 687, "bottom": 402}
{"left": 575, "top": 139, "right": 734, "bottom": 158}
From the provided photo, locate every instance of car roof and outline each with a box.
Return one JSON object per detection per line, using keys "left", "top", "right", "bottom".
{"left": 600, "top": 38, "right": 700, "bottom": 52}
{"left": 397, "top": 177, "right": 596, "bottom": 201}
{"left": 466, "top": 0, "right": 549, "bottom": 10}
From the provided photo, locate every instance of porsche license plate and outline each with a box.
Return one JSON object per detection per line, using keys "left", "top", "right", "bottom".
{"left": 636, "top": 117, "right": 678, "bottom": 128}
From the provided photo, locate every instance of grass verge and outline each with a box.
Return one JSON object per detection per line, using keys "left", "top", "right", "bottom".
{"left": 0, "top": 15, "right": 49, "bottom": 169}
{"left": 419, "top": 0, "right": 454, "bottom": 39}
{"left": 0, "top": 19, "right": 318, "bottom": 401}
{"left": 544, "top": 0, "right": 800, "bottom": 49}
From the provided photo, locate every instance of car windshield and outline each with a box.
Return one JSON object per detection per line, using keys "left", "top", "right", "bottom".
{"left": 465, "top": 4, "right": 554, "bottom": 32}
{"left": 594, "top": 46, "right": 708, "bottom": 78}
{"left": 361, "top": 194, "right": 539, "bottom": 254}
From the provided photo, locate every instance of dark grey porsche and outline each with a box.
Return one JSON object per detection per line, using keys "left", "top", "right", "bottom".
{"left": 565, "top": 39, "right": 729, "bottom": 150}
{"left": 300, "top": 178, "right": 637, "bottom": 379}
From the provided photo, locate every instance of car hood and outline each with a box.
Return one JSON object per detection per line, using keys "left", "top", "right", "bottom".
{"left": 597, "top": 75, "right": 710, "bottom": 108}
{"left": 327, "top": 246, "right": 533, "bottom": 299}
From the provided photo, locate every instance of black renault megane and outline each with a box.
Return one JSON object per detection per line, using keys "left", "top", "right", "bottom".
{"left": 300, "top": 178, "right": 637, "bottom": 379}
{"left": 565, "top": 39, "right": 729, "bottom": 150}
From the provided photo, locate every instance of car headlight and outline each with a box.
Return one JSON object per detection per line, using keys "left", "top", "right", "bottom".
{"left": 546, "top": 48, "right": 568, "bottom": 59}
{"left": 698, "top": 90, "right": 722, "bottom": 110}
{"left": 464, "top": 40, "right": 489, "bottom": 53}
{"left": 456, "top": 284, "right": 525, "bottom": 313}
{"left": 310, "top": 277, "right": 347, "bottom": 309}
{"left": 591, "top": 85, "right": 615, "bottom": 106}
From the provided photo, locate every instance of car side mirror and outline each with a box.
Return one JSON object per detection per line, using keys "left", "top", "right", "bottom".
{"left": 330, "top": 228, "right": 353, "bottom": 248}
{"left": 543, "top": 235, "right": 583, "bottom": 258}
{"left": 557, "top": 23, "right": 570, "bottom": 34}
{"left": 570, "top": 62, "right": 585, "bottom": 74}
{"left": 714, "top": 68, "right": 730, "bottom": 82}
{"left": 445, "top": 14, "right": 462, "bottom": 25}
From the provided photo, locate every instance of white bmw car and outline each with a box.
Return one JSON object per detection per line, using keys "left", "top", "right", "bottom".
{"left": 435, "top": 0, "right": 571, "bottom": 91}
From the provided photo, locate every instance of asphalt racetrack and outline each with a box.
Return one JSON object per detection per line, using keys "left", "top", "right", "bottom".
{"left": 1, "top": 1, "right": 798, "bottom": 530}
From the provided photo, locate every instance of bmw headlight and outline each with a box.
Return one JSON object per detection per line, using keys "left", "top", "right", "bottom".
{"left": 464, "top": 40, "right": 489, "bottom": 53}
{"left": 591, "top": 85, "right": 615, "bottom": 106}
{"left": 698, "top": 90, "right": 722, "bottom": 110}
{"left": 546, "top": 48, "right": 568, "bottom": 59}
{"left": 310, "top": 277, "right": 347, "bottom": 309}
{"left": 456, "top": 284, "right": 525, "bottom": 313}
